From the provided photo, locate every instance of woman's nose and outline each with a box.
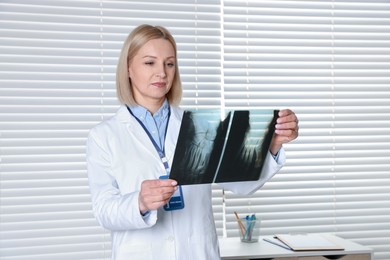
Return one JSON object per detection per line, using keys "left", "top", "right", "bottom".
{"left": 155, "top": 64, "right": 166, "bottom": 78}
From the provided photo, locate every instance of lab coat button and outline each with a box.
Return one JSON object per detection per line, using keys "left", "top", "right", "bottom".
{"left": 167, "top": 235, "right": 174, "bottom": 242}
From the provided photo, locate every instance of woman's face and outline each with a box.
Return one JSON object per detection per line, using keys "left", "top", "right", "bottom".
{"left": 128, "top": 38, "right": 176, "bottom": 107}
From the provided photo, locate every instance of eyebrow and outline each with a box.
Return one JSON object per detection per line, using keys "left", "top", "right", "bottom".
{"left": 142, "top": 55, "right": 175, "bottom": 59}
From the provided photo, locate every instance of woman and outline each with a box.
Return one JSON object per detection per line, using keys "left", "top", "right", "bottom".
{"left": 87, "top": 24, "right": 299, "bottom": 260}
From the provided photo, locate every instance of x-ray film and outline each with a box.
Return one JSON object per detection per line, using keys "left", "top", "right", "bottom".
{"left": 169, "top": 109, "right": 279, "bottom": 185}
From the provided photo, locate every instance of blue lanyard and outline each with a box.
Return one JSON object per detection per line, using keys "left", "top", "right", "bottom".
{"left": 126, "top": 105, "right": 171, "bottom": 171}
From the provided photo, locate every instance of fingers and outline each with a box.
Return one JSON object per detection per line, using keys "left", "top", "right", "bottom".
{"left": 274, "top": 128, "right": 298, "bottom": 142}
{"left": 274, "top": 109, "right": 299, "bottom": 143}
{"left": 277, "top": 109, "right": 299, "bottom": 125}
{"left": 139, "top": 179, "right": 178, "bottom": 212}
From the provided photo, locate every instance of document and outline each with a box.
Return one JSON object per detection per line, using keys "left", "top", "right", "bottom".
{"left": 169, "top": 109, "right": 278, "bottom": 185}
{"left": 274, "top": 234, "right": 344, "bottom": 251}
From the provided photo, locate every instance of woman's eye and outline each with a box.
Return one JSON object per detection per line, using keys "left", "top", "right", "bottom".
{"left": 166, "top": 62, "right": 175, "bottom": 67}
{"left": 145, "top": 61, "right": 154, "bottom": 65}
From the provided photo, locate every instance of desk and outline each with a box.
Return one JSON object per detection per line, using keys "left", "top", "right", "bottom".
{"left": 219, "top": 234, "right": 373, "bottom": 260}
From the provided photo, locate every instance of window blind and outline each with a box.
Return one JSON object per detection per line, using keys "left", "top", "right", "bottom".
{"left": 0, "top": 0, "right": 222, "bottom": 259}
{"left": 0, "top": 1, "right": 110, "bottom": 259}
{"left": 222, "top": 1, "right": 390, "bottom": 260}
{"left": 1, "top": 1, "right": 389, "bottom": 260}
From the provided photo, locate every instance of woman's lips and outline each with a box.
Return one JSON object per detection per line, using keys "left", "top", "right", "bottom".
{"left": 152, "top": 82, "right": 166, "bottom": 88}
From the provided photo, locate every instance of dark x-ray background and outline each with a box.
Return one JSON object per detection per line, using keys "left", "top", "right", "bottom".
{"left": 169, "top": 109, "right": 278, "bottom": 185}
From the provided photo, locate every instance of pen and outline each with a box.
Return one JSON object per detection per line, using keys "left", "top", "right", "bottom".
{"left": 263, "top": 237, "right": 292, "bottom": 250}
{"left": 245, "top": 214, "right": 256, "bottom": 240}
{"left": 234, "top": 211, "right": 246, "bottom": 238}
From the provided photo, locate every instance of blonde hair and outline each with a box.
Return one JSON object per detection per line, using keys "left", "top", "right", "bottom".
{"left": 116, "top": 24, "right": 182, "bottom": 106}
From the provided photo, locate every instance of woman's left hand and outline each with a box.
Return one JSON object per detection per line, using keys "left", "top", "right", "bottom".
{"left": 269, "top": 109, "right": 299, "bottom": 155}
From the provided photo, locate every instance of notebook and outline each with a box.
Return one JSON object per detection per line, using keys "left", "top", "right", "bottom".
{"left": 274, "top": 234, "right": 344, "bottom": 251}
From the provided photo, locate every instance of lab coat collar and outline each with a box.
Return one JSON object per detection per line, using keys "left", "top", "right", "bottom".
{"left": 116, "top": 105, "right": 134, "bottom": 123}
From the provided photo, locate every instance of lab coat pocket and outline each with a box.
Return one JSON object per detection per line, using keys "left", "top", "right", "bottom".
{"left": 188, "top": 233, "right": 220, "bottom": 260}
{"left": 116, "top": 243, "right": 152, "bottom": 260}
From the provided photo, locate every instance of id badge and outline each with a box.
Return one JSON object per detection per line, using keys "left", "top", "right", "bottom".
{"left": 159, "top": 175, "right": 185, "bottom": 211}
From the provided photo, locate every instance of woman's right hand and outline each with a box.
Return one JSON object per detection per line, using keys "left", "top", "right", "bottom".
{"left": 138, "top": 179, "right": 178, "bottom": 214}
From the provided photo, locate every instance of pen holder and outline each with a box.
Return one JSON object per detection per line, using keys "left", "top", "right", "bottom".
{"left": 238, "top": 217, "right": 259, "bottom": 243}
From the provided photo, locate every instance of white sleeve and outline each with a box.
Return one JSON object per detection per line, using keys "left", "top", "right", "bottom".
{"left": 86, "top": 129, "right": 157, "bottom": 231}
{"left": 218, "top": 149, "right": 286, "bottom": 195}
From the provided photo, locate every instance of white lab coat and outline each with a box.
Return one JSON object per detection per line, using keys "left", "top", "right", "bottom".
{"left": 86, "top": 105, "right": 285, "bottom": 260}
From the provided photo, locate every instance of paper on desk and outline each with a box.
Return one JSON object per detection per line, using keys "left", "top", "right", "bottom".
{"left": 274, "top": 234, "right": 344, "bottom": 251}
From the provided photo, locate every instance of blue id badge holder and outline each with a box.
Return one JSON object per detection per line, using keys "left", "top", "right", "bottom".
{"left": 159, "top": 175, "right": 185, "bottom": 211}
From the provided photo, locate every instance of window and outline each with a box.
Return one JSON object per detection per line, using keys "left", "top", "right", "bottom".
{"left": 0, "top": 1, "right": 389, "bottom": 259}
{"left": 223, "top": 2, "right": 390, "bottom": 260}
